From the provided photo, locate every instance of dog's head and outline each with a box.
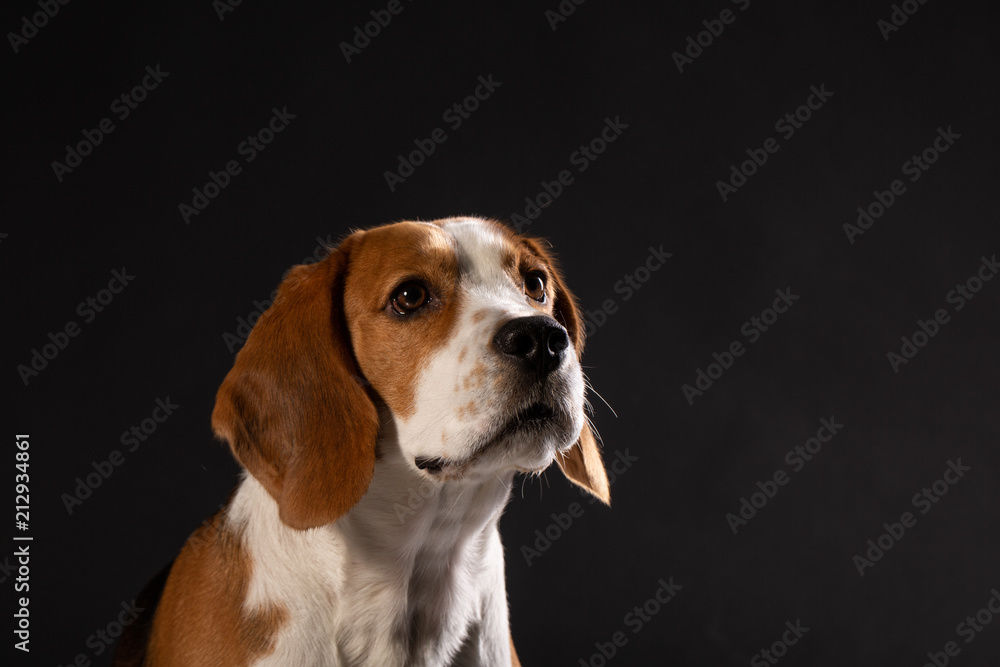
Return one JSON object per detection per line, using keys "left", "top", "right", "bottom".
{"left": 212, "top": 218, "right": 609, "bottom": 529}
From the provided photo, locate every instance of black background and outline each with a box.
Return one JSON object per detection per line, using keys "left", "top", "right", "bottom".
{"left": 5, "top": 0, "right": 1000, "bottom": 665}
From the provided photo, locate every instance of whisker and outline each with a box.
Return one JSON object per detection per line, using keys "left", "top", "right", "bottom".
{"left": 585, "top": 413, "right": 605, "bottom": 447}
{"left": 585, "top": 380, "right": 617, "bottom": 418}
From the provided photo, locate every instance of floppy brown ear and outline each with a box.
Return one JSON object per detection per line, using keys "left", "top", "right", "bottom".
{"left": 522, "top": 236, "right": 611, "bottom": 505}
{"left": 556, "top": 422, "right": 610, "bottom": 505}
{"left": 211, "top": 236, "right": 380, "bottom": 529}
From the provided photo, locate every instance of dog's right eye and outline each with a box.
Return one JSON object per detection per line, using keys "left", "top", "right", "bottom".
{"left": 390, "top": 281, "right": 430, "bottom": 315}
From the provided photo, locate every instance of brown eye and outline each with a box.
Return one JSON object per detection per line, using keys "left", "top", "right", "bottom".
{"left": 524, "top": 271, "right": 547, "bottom": 303}
{"left": 391, "top": 281, "right": 430, "bottom": 315}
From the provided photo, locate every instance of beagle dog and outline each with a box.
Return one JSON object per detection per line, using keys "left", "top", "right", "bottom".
{"left": 114, "top": 217, "right": 610, "bottom": 666}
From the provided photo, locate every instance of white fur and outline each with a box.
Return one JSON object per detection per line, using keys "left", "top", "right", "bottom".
{"left": 229, "top": 218, "right": 585, "bottom": 666}
{"left": 230, "top": 435, "right": 512, "bottom": 667}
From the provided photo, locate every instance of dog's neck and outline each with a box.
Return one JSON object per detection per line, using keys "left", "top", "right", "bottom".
{"left": 226, "top": 428, "right": 516, "bottom": 665}
{"left": 323, "top": 405, "right": 517, "bottom": 572}
{"left": 339, "top": 429, "right": 514, "bottom": 556}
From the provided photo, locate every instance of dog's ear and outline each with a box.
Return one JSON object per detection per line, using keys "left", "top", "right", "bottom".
{"left": 522, "top": 236, "right": 611, "bottom": 505}
{"left": 557, "top": 422, "right": 610, "bottom": 505}
{"left": 212, "top": 236, "right": 380, "bottom": 529}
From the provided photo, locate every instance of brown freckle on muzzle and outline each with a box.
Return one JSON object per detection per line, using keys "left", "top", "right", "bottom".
{"left": 471, "top": 309, "right": 488, "bottom": 324}
{"left": 462, "top": 361, "right": 487, "bottom": 390}
{"left": 457, "top": 400, "right": 477, "bottom": 421}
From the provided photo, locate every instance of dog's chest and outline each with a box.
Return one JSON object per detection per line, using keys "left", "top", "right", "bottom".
{"left": 234, "top": 470, "right": 512, "bottom": 666}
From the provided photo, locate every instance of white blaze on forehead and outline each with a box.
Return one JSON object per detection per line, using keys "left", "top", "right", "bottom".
{"left": 440, "top": 218, "right": 512, "bottom": 286}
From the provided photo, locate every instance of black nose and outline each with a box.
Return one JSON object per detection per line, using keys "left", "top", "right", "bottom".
{"left": 493, "top": 316, "right": 570, "bottom": 377}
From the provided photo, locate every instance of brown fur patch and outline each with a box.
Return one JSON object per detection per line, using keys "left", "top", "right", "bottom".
{"left": 212, "top": 240, "right": 381, "bottom": 530}
{"left": 344, "top": 222, "right": 461, "bottom": 419}
{"left": 145, "top": 512, "right": 287, "bottom": 666}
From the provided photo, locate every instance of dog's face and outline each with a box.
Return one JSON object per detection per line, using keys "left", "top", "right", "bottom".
{"left": 212, "top": 217, "right": 609, "bottom": 529}
{"left": 344, "top": 218, "right": 585, "bottom": 480}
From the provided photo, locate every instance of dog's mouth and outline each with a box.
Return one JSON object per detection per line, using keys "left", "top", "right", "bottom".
{"left": 414, "top": 402, "right": 560, "bottom": 477}
{"left": 414, "top": 456, "right": 446, "bottom": 474}
{"left": 506, "top": 402, "right": 557, "bottom": 429}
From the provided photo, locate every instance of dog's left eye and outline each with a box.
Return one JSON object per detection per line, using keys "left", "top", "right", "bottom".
{"left": 523, "top": 271, "right": 547, "bottom": 303}
{"left": 391, "top": 281, "right": 430, "bottom": 315}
